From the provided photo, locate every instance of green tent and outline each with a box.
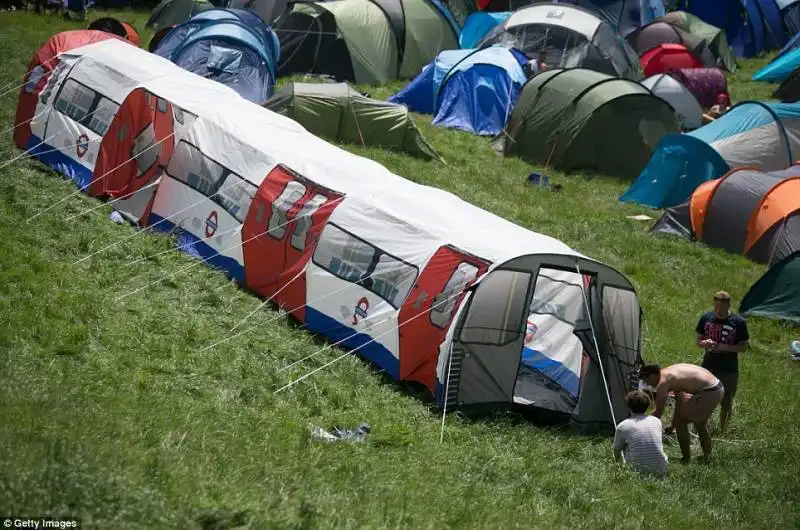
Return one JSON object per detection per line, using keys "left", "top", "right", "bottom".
{"left": 740, "top": 252, "right": 800, "bottom": 323}
{"left": 496, "top": 68, "right": 680, "bottom": 179}
{"left": 661, "top": 11, "right": 737, "bottom": 73}
{"left": 146, "top": 0, "right": 215, "bottom": 32}
{"left": 274, "top": 0, "right": 459, "bottom": 85}
{"left": 263, "top": 82, "right": 442, "bottom": 161}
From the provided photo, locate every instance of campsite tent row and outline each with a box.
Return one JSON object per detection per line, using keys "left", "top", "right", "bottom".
{"left": 672, "top": 0, "right": 800, "bottom": 57}
{"left": 476, "top": 4, "right": 643, "bottom": 81}
{"left": 14, "top": 31, "right": 643, "bottom": 432}
{"left": 473, "top": 0, "right": 665, "bottom": 38}
{"left": 274, "top": 0, "right": 461, "bottom": 85}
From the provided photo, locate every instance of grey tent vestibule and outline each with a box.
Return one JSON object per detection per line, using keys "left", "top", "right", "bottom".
{"left": 436, "top": 254, "right": 644, "bottom": 433}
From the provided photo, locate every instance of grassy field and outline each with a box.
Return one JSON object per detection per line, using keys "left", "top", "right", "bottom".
{"left": 1, "top": 7, "right": 800, "bottom": 529}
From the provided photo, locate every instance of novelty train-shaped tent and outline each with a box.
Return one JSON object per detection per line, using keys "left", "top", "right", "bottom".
{"left": 17, "top": 35, "right": 643, "bottom": 432}
{"left": 14, "top": 30, "right": 120, "bottom": 154}
{"left": 14, "top": 32, "right": 240, "bottom": 191}
{"left": 85, "top": 71, "right": 643, "bottom": 430}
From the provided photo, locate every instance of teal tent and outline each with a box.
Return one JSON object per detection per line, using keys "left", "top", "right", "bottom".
{"left": 740, "top": 252, "right": 800, "bottom": 323}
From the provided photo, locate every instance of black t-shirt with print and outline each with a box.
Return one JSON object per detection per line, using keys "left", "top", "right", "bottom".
{"left": 695, "top": 311, "right": 750, "bottom": 374}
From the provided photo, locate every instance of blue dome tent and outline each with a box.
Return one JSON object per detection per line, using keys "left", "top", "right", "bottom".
{"left": 620, "top": 101, "right": 800, "bottom": 208}
{"left": 673, "top": 0, "right": 787, "bottom": 57}
{"left": 389, "top": 47, "right": 529, "bottom": 136}
{"left": 154, "top": 8, "right": 280, "bottom": 102}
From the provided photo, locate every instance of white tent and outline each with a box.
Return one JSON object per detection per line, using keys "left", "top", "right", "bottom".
{"left": 22, "top": 37, "right": 239, "bottom": 191}
{"left": 641, "top": 73, "right": 703, "bottom": 130}
{"left": 26, "top": 38, "right": 643, "bottom": 432}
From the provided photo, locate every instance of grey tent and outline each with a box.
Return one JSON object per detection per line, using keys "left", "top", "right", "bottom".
{"left": 146, "top": 0, "right": 214, "bottom": 31}
{"left": 263, "top": 82, "right": 442, "bottom": 161}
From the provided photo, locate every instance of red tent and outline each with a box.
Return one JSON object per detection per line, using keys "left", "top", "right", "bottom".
{"left": 640, "top": 43, "right": 703, "bottom": 77}
{"left": 88, "top": 17, "right": 142, "bottom": 47}
{"left": 13, "top": 30, "right": 125, "bottom": 151}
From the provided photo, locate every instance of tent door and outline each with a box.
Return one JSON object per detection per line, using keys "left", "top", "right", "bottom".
{"left": 242, "top": 164, "right": 343, "bottom": 318}
{"left": 130, "top": 95, "right": 174, "bottom": 188}
{"left": 512, "top": 267, "right": 591, "bottom": 414}
{"left": 398, "top": 245, "right": 490, "bottom": 390}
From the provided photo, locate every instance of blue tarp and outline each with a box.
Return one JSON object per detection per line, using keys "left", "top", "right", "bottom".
{"left": 755, "top": 0, "right": 787, "bottom": 50}
{"left": 459, "top": 12, "right": 510, "bottom": 49}
{"left": 522, "top": 347, "right": 580, "bottom": 397}
{"left": 154, "top": 8, "right": 279, "bottom": 102}
{"left": 389, "top": 47, "right": 528, "bottom": 136}
{"left": 674, "top": 0, "right": 773, "bottom": 57}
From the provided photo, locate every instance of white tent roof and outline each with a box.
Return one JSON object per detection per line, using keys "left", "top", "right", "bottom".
{"left": 131, "top": 74, "right": 588, "bottom": 269}
{"left": 505, "top": 4, "right": 602, "bottom": 40}
{"left": 641, "top": 74, "right": 703, "bottom": 130}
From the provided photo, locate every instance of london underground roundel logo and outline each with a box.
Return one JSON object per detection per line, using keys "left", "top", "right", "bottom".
{"left": 76, "top": 133, "right": 89, "bottom": 158}
{"left": 205, "top": 210, "right": 218, "bottom": 238}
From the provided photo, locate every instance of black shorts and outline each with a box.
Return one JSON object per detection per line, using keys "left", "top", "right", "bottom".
{"left": 712, "top": 371, "right": 738, "bottom": 407}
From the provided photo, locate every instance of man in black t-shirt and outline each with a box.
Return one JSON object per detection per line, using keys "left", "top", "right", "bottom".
{"left": 695, "top": 291, "right": 750, "bottom": 433}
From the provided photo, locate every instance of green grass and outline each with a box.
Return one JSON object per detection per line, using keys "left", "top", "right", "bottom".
{"left": 1, "top": 8, "right": 800, "bottom": 529}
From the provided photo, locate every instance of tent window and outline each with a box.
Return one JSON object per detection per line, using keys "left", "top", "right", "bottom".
{"left": 268, "top": 181, "right": 307, "bottom": 240}
{"left": 290, "top": 193, "right": 328, "bottom": 251}
{"left": 312, "top": 223, "right": 418, "bottom": 308}
{"left": 479, "top": 23, "right": 589, "bottom": 68}
{"left": 430, "top": 262, "right": 479, "bottom": 329}
{"left": 156, "top": 98, "right": 169, "bottom": 113}
{"left": 167, "top": 140, "right": 256, "bottom": 222}
{"left": 131, "top": 124, "right": 158, "bottom": 177}
{"left": 54, "top": 78, "right": 119, "bottom": 136}
{"left": 458, "top": 269, "right": 531, "bottom": 346}
{"left": 40, "top": 61, "right": 69, "bottom": 105}
{"left": 217, "top": 173, "right": 257, "bottom": 223}
{"left": 529, "top": 269, "right": 587, "bottom": 329}
{"left": 24, "top": 65, "right": 46, "bottom": 94}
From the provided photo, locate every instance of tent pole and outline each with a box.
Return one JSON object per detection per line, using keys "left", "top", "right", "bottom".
{"left": 439, "top": 343, "right": 455, "bottom": 443}
{"left": 575, "top": 261, "right": 622, "bottom": 461}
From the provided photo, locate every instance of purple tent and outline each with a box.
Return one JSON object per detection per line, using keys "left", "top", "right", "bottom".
{"left": 669, "top": 67, "right": 729, "bottom": 108}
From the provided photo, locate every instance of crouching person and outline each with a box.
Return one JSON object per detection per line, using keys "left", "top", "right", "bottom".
{"left": 612, "top": 390, "right": 668, "bottom": 477}
{"left": 639, "top": 363, "right": 723, "bottom": 463}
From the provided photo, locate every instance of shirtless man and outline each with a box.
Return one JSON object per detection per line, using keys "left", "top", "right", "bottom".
{"left": 639, "top": 363, "right": 724, "bottom": 463}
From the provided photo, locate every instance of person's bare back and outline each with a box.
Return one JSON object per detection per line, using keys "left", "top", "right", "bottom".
{"left": 657, "top": 363, "right": 720, "bottom": 395}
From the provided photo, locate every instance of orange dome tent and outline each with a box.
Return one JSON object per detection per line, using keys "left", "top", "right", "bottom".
{"left": 650, "top": 165, "right": 800, "bottom": 265}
